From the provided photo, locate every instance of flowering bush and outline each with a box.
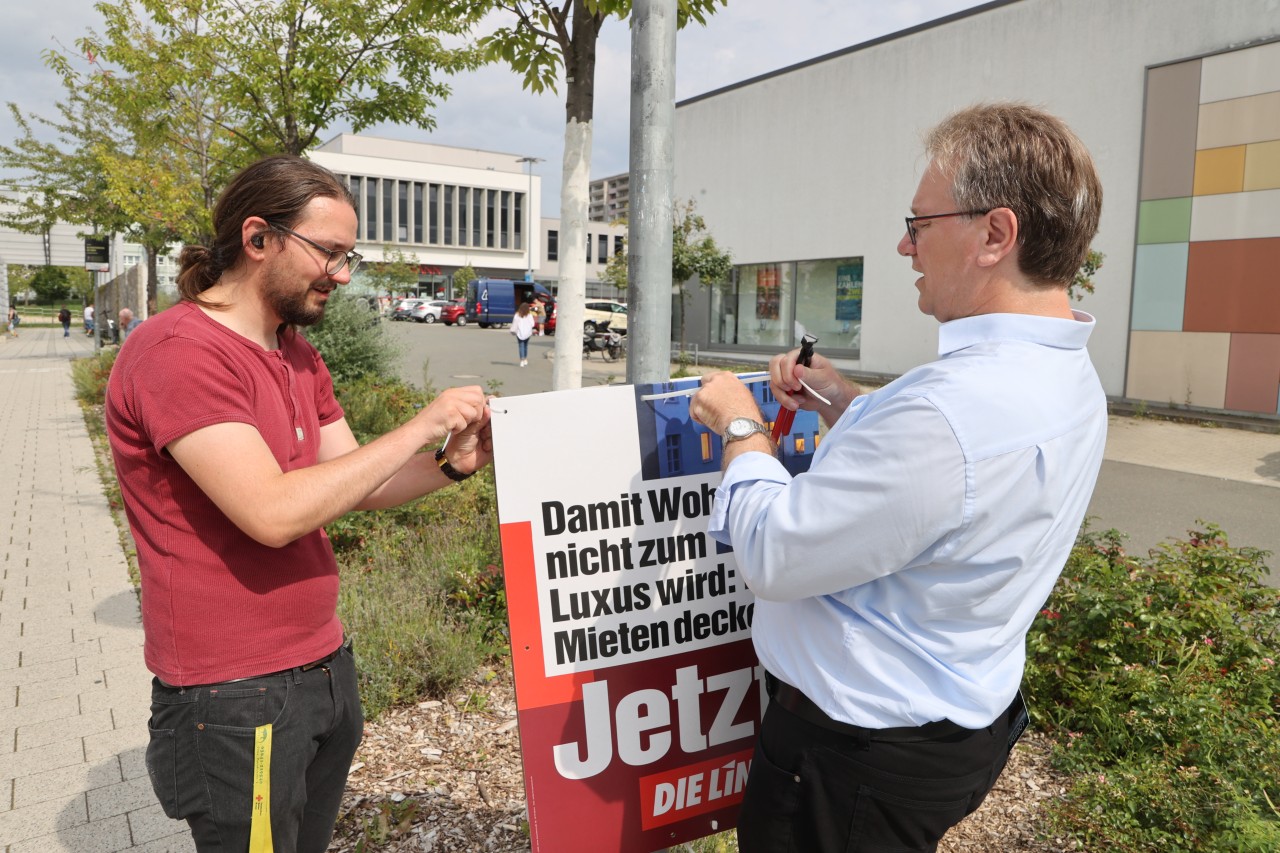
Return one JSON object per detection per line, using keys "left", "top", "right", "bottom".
{"left": 1025, "top": 524, "right": 1280, "bottom": 850}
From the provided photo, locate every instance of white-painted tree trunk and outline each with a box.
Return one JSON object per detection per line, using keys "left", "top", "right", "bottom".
{"left": 552, "top": 117, "right": 592, "bottom": 391}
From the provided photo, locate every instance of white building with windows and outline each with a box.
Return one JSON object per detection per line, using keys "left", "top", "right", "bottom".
{"left": 674, "top": 0, "right": 1280, "bottom": 418}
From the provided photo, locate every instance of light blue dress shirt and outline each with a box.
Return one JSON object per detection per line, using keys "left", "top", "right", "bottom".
{"left": 709, "top": 311, "right": 1108, "bottom": 730}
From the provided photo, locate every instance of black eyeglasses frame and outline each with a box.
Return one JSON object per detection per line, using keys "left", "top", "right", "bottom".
{"left": 904, "top": 209, "right": 993, "bottom": 246}
{"left": 265, "top": 221, "right": 363, "bottom": 276}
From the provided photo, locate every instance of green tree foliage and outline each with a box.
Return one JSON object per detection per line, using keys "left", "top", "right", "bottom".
{"left": 603, "top": 199, "right": 731, "bottom": 343}
{"left": 452, "top": 263, "right": 477, "bottom": 299}
{"left": 1025, "top": 524, "right": 1280, "bottom": 850}
{"left": 303, "top": 290, "right": 401, "bottom": 385}
{"left": 28, "top": 266, "right": 72, "bottom": 302}
{"left": 80, "top": 0, "right": 487, "bottom": 158}
{"left": 361, "top": 245, "right": 423, "bottom": 299}
{"left": 469, "top": 0, "right": 727, "bottom": 388}
{"left": 1069, "top": 249, "right": 1103, "bottom": 301}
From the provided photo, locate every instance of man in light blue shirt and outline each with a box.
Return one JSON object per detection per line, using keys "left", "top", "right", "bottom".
{"left": 691, "top": 103, "right": 1107, "bottom": 852}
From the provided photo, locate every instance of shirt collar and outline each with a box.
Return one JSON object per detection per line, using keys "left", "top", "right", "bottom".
{"left": 938, "top": 310, "right": 1095, "bottom": 356}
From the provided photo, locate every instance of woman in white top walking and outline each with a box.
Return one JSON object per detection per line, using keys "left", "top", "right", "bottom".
{"left": 510, "top": 301, "right": 538, "bottom": 366}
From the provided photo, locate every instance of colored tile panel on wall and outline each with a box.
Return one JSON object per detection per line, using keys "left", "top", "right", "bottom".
{"left": 1183, "top": 237, "right": 1280, "bottom": 334}
{"left": 1197, "top": 91, "right": 1280, "bottom": 150}
{"left": 1224, "top": 333, "right": 1280, "bottom": 414}
{"left": 1189, "top": 188, "right": 1280, "bottom": 242}
{"left": 1137, "top": 197, "right": 1193, "bottom": 244}
{"left": 1199, "top": 39, "right": 1280, "bottom": 104}
{"left": 1244, "top": 139, "right": 1280, "bottom": 192}
{"left": 1131, "top": 243, "right": 1188, "bottom": 331}
{"left": 1126, "top": 330, "right": 1229, "bottom": 409}
{"left": 1141, "top": 60, "right": 1201, "bottom": 201}
{"left": 1193, "top": 146, "right": 1247, "bottom": 195}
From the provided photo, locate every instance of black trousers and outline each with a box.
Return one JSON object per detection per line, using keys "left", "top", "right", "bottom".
{"left": 737, "top": 682, "right": 1021, "bottom": 853}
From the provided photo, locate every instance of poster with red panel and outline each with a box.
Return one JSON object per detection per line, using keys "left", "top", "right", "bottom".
{"left": 490, "top": 376, "right": 819, "bottom": 853}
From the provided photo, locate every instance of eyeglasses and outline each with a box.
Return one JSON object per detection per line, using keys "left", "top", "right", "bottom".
{"left": 267, "top": 221, "right": 363, "bottom": 276}
{"left": 904, "top": 209, "right": 992, "bottom": 246}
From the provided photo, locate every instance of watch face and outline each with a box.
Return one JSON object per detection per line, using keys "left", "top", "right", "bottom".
{"left": 726, "top": 418, "right": 763, "bottom": 441}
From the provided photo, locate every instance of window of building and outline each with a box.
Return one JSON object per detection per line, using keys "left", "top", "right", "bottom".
{"left": 458, "top": 188, "right": 469, "bottom": 246}
{"left": 665, "top": 434, "right": 682, "bottom": 475}
{"left": 473, "top": 191, "right": 483, "bottom": 246}
{"left": 515, "top": 193, "right": 525, "bottom": 251}
{"left": 413, "top": 183, "right": 424, "bottom": 243}
{"left": 429, "top": 184, "right": 439, "bottom": 244}
{"left": 444, "top": 185, "right": 454, "bottom": 245}
{"left": 487, "top": 190, "right": 496, "bottom": 248}
{"left": 795, "top": 257, "right": 862, "bottom": 354}
{"left": 382, "top": 180, "right": 393, "bottom": 242}
{"left": 614, "top": 235, "right": 624, "bottom": 256}
{"left": 597, "top": 234, "right": 608, "bottom": 263}
{"left": 364, "top": 179, "right": 377, "bottom": 241}
{"left": 587, "top": 233, "right": 593, "bottom": 262}
{"left": 712, "top": 262, "right": 794, "bottom": 349}
{"left": 500, "top": 191, "right": 511, "bottom": 249}
{"left": 547, "top": 229, "right": 558, "bottom": 261}
{"left": 398, "top": 181, "right": 409, "bottom": 242}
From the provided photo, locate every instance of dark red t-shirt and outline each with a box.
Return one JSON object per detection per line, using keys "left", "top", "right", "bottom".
{"left": 107, "top": 302, "right": 346, "bottom": 685}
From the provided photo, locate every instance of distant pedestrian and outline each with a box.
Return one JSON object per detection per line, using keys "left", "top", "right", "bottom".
{"left": 84, "top": 304, "right": 94, "bottom": 335}
{"left": 510, "top": 301, "right": 537, "bottom": 367}
{"left": 58, "top": 305, "right": 72, "bottom": 337}
{"left": 6, "top": 305, "right": 18, "bottom": 338}
{"left": 118, "top": 307, "right": 142, "bottom": 342}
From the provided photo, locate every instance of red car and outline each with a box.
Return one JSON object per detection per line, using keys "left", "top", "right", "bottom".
{"left": 441, "top": 299, "right": 467, "bottom": 326}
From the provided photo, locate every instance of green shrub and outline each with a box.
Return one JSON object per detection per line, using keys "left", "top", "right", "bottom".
{"left": 303, "top": 290, "right": 400, "bottom": 385}
{"left": 336, "top": 467, "right": 505, "bottom": 719}
{"left": 1025, "top": 524, "right": 1280, "bottom": 851}
{"left": 71, "top": 348, "right": 118, "bottom": 407}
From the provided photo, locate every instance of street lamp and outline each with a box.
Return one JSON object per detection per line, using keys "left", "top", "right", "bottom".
{"left": 516, "top": 156, "right": 543, "bottom": 281}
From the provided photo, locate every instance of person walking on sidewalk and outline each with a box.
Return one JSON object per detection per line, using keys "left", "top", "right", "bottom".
{"left": 511, "top": 300, "right": 537, "bottom": 366}
{"left": 106, "top": 155, "right": 494, "bottom": 853}
{"left": 58, "top": 305, "right": 72, "bottom": 337}
{"left": 690, "top": 102, "right": 1108, "bottom": 853}
{"left": 83, "top": 304, "right": 94, "bottom": 335}
{"left": 6, "top": 305, "right": 18, "bottom": 338}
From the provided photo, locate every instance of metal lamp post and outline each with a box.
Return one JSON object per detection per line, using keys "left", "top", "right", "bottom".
{"left": 516, "top": 156, "right": 544, "bottom": 281}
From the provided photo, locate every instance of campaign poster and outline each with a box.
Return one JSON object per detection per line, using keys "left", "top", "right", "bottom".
{"left": 835, "top": 262, "right": 863, "bottom": 322}
{"left": 490, "top": 376, "right": 819, "bottom": 853}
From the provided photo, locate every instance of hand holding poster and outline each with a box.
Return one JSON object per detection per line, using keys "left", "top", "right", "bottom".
{"left": 490, "top": 375, "right": 818, "bottom": 853}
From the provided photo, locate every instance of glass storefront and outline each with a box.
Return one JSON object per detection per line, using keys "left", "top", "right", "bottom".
{"left": 711, "top": 257, "right": 862, "bottom": 356}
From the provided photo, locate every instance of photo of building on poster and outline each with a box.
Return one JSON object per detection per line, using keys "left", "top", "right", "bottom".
{"left": 490, "top": 376, "right": 818, "bottom": 853}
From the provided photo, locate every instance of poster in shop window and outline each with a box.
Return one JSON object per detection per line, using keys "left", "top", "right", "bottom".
{"left": 836, "top": 261, "right": 864, "bottom": 322}
{"left": 490, "top": 376, "right": 819, "bottom": 853}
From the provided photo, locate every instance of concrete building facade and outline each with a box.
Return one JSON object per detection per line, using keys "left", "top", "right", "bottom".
{"left": 672, "top": 0, "right": 1280, "bottom": 418}
{"left": 589, "top": 172, "right": 631, "bottom": 223}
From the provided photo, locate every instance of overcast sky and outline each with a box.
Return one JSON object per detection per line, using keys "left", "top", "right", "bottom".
{"left": 1, "top": 0, "right": 986, "bottom": 216}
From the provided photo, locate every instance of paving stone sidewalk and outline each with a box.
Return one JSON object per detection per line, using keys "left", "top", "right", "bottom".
{"left": 0, "top": 327, "right": 191, "bottom": 852}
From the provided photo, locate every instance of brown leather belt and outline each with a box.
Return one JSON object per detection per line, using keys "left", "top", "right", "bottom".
{"left": 764, "top": 671, "right": 1021, "bottom": 744}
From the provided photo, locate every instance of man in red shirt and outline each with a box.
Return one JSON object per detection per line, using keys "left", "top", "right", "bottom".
{"left": 106, "top": 155, "right": 492, "bottom": 852}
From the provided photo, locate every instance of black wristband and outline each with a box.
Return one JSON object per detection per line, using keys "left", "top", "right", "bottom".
{"left": 434, "top": 449, "right": 473, "bottom": 482}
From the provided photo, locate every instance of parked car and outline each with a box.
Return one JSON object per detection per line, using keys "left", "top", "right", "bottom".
{"left": 410, "top": 300, "right": 450, "bottom": 324}
{"left": 391, "top": 298, "right": 426, "bottom": 321}
{"left": 441, "top": 299, "right": 467, "bottom": 326}
{"left": 583, "top": 300, "right": 628, "bottom": 334}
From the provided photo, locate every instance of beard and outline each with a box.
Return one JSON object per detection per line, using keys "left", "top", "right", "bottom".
{"left": 263, "top": 261, "right": 330, "bottom": 327}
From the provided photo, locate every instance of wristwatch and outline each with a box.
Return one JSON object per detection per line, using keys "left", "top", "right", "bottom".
{"left": 723, "top": 417, "right": 770, "bottom": 444}
{"left": 434, "top": 449, "right": 473, "bottom": 482}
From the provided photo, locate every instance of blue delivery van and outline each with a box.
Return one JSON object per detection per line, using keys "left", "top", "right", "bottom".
{"left": 465, "top": 279, "right": 555, "bottom": 328}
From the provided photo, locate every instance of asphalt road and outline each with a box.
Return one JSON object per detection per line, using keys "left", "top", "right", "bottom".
{"left": 384, "top": 318, "right": 1280, "bottom": 587}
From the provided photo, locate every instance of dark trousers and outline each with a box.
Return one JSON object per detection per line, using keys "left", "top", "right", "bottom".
{"left": 145, "top": 641, "right": 364, "bottom": 852}
{"left": 737, "top": 681, "right": 1020, "bottom": 853}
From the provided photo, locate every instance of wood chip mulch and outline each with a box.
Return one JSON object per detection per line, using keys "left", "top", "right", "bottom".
{"left": 329, "top": 666, "right": 1080, "bottom": 852}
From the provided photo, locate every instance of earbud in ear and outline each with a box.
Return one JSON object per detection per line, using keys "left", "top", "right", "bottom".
{"left": 251, "top": 234, "right": 265, "bottom": 249}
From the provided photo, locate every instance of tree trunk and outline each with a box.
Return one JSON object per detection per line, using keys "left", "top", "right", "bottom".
{"left": 550, "top": 1, "right": 602, "bottom": 391}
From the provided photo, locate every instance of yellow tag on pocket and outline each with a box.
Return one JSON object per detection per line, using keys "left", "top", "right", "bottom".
{"left": 249, "top": 723, "right": 274, "bottom": 853}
